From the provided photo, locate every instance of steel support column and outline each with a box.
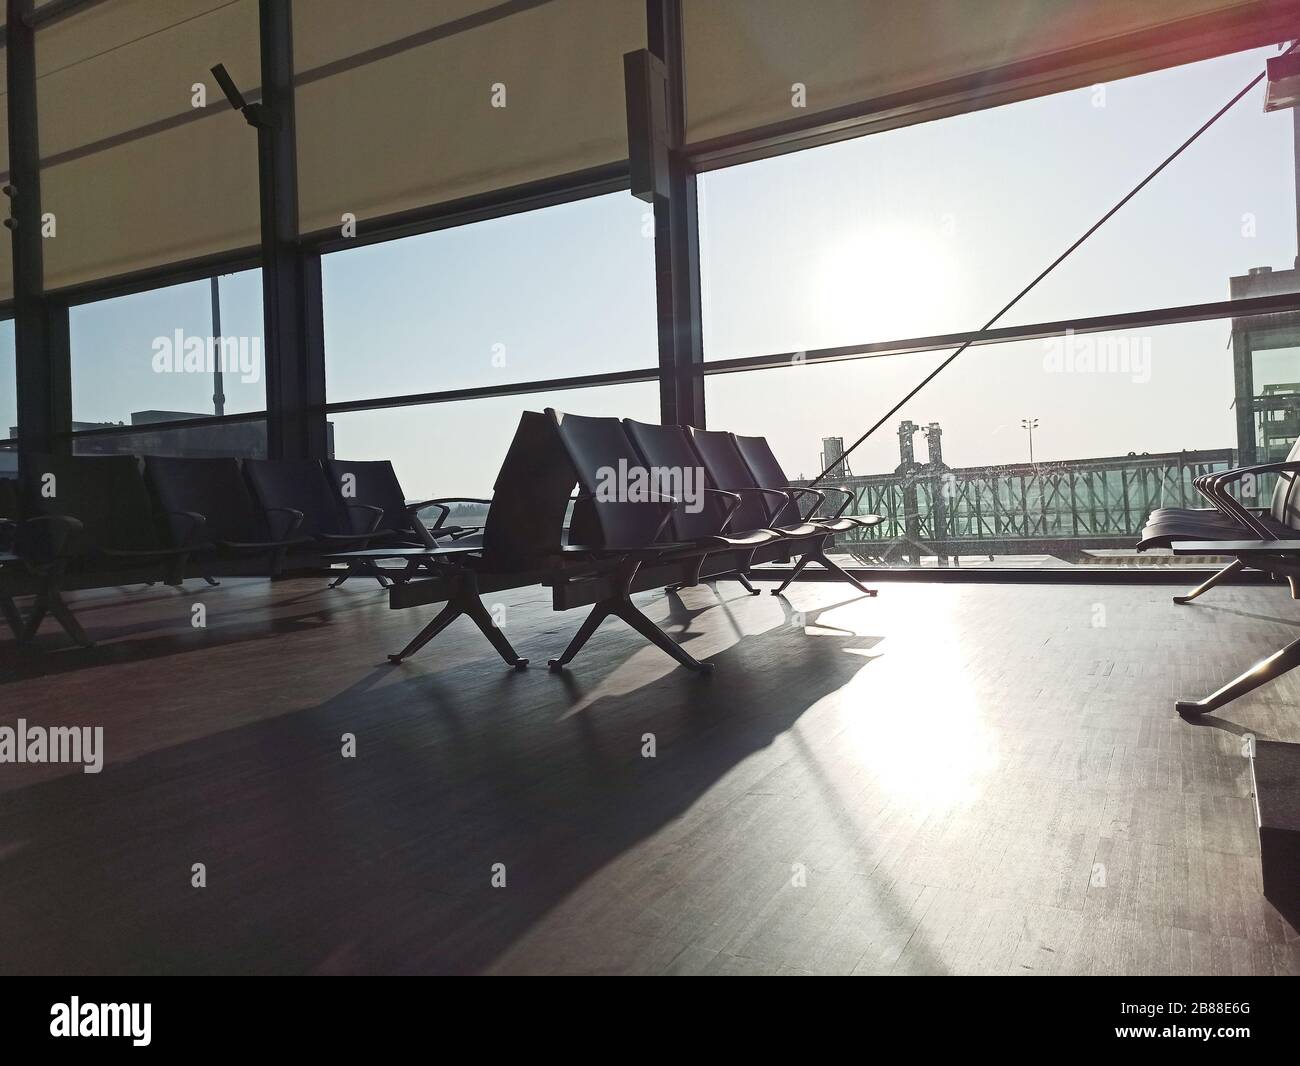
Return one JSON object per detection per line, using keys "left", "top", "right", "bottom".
{"left": 6, "top": 0, "right": 70, "bottom": 461}
{"left": 648, "top": 0, "right": 705, "bottom": 427}
{"left": 258, "top": 0, "right": 327, "bottom": 459}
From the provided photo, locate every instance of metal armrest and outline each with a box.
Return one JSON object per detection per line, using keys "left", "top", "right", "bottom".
{"left": 1200, "top": 462, "right": 1300, "bottom": 539}
{"left": 816, "top": 487, "right": 855, "bottom": 518}
{"left": 702, "top": 488, "right": 742, "bottom": 532}
{"left": 410, "top": 497, "right": 493, "bottom": 530}
{"left": 786, "top": 486, "right": 826, "bottom": 520}
{"left": 14, "top": 514, "right": 86, "bottom": 563}
{"left": 158, "top": 509, "right": 209, "bottom": 549}
{"left": 263, "top": 506, "right": 304, "bottom": 541}
{"left": 732, "top": 485, "right": 793, "bottom": 525}
{"left": 344, "top": 502, "right": 385, "bottom": 534}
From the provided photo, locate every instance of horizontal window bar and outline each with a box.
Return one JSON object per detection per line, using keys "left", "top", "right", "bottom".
{"left": 757, "top": 566, "right": 1284, "bottom": 586}
{"left": 698, "top": 291, "right": 1300, "bottom": 377}
{"left": 322, "top": 366, "right": 660, "bottom": 415}
{"left": 63, "top": 411, "right": 269, "bottom": 439}
{"left": 50, "top": 247, "right": 262, "bottom": 307}
{"left": 300, "top": 162, "right": 630, "bottom": 253}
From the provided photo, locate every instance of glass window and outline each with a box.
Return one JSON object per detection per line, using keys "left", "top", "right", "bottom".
{"left": 68, "top": 269, "right": 264, "bottom": 429}
{"left": 704, "top": 315, "right": 1273, "bottom": 567}
{"left": 70, "top": 418, "right": 268, "bottom": 460}
{"left": 0, "top": 319, "right": 15, "bottom": 443}
{"left": 698, "top": 46, "right": 1296, "bottom": 362}
{"left": 322, "top": 192, "right": 658, "bottom": 404}
{"left": 329, "top": 382, "right": 660, "bottom": 502}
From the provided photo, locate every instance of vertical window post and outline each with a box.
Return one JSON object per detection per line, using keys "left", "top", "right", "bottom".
{"left": 257, "top": 0, "right": 327, "bottom": 459}
{"left": 647, "top": 0, "right": 705, "bottom": 427}
{"left": 6, "top": 0, "right": 71, "bottom": 462}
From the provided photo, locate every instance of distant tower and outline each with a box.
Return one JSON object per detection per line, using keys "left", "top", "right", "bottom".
{"left": 897, "top": 420, "right": 918, "bottom": 470}
{"left": 819, "top": 436, "right": 851, "bottom": 478}
{"left": 922, "top": 422, "right": 943, "bottom": 468}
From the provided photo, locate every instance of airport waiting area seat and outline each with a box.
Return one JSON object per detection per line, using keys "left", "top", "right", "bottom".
{"left": 0, "top": 454, "right": 453, "bottom": 648}
{"left": 1139, "top": 444, "right": 1300, "bottom": 715}
{"left": 144, "top": 456, "right": 314, "bottom": 582}
{"left": 0, "top": 477, "right": 23, "bottom": 639}
{"left": 323, "top": 459, "right": 487, "bottom": 548}
{"left": 243, "top": 458, "right": 394, "bottom": 587}
{"left": 341, "top": 410, "right": 881, "bottom": 674}
{"left": 1137, "top": 436, "right": 1300, "bottom": 604}
{"left": 687, "top": 427, "right": 882, "bottom": 597}
{"left": 0, "top": 423, "right": 877, "bottom": 660}
{"left": 5, "top": 454, "right": 206, "bottom": 647}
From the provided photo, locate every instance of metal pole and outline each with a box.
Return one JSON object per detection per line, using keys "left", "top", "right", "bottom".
{"left": 210, "top": 276, "right": 226, "bottom": 417}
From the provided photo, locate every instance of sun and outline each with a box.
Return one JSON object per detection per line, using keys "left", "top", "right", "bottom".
{"left": 811, "top": 223, "right": 962, "bottom": 344}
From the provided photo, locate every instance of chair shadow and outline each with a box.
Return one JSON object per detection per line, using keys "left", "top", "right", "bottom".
{"left": 0, "top": 608, "right": 934, "bottom": 975}
{"left": 0, "top": 581, "right": 384, "bottom": 684}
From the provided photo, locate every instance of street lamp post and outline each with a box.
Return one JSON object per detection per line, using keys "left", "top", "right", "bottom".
{"left": 1021, "top": 417, "right": 1039, "bottom": 464}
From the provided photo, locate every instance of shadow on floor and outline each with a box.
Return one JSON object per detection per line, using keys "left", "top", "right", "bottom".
{"left": 0, "top": 599, "right": 920, "bottom": 974}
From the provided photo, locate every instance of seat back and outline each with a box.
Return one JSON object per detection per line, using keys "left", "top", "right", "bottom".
{"left": 243, "top": 459, "right": 347, "bottom": 537}
{"left": 477, "top": 411, "right": 575, "bottom": 570}
{"left": 0, "top": 477, "right": 18, "bottom": 521}
{"left": 686, "top": 428, "right": 771, "bottom": 532}
{"left": 733, "top": 434, "right": 802, "bottom": 526}
{"left": 145, "top": 456, "right": 267, "bottom": 544}
{"left": 24, "top": 454, "right": 161, "bottom": 556}
{"left": 0, "top": 478, "right": 19, "bottom": 552}
{"left": 547, "top": 409, "right": 672, "bottom": 550}
{"left": 623, "top": 419, "right": 725, "bottom": 541}
{"left": 1268, "top": 436, "right": 1300, "bottom": 530}
{"left": 324, "top": 459, "right": 409, "bottom": 535}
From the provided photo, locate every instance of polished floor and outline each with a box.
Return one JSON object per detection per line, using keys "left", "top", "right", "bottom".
{"left": 0, "top": 573, "right": 1298, "bottom": 975}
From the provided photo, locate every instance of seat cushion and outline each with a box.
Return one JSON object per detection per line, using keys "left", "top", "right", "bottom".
{"left": 1136, "top": 510, "right": 1289, "bottom": 550}
{"left": 773, "top": 522, "right": 820, "bottom": 538}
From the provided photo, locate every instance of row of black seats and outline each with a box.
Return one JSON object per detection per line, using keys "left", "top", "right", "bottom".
{"left": 0, "top": 455, "right": 480, "bottom": 648}
{"left": 351, "top": 411, "right": 884, "bottom": 674}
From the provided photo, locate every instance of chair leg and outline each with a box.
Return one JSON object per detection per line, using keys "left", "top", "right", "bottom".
{"left": 387, "top": 572, "right": 526, "bottom": 667}
{"left": 1173, "top": 559, "right": 1243, "bottom": 605}
{"left": 1176, "top": 635, "right": 1300, "bottom": 716}
{"left": 547, "top": 602, "right": 611, "bottom": 670}
{"left": 203, "top": 575, "right": 220, "bottom": 587}
{"left": 812, "top": 550, "right": 879, "bottom": 597}
{"left": 47, "top": 588, "right": 94, "bottom": 648}
{"left": 329, "top": 568, "right": 351, "bottom": 589}
{"left": 729, "top": 572, "right": 760, "bottom": 595}
{"left": 1, "top": 593, "right": 23, "bottom": 642}
{"left": 457, "top": 578, "right": 527, "bottom": 668}
{"left": 550, "top": 560, "right": 713, "bottom": 674}
{"left": 25, "top": 577, "right": 93, "bottom": 649}
{"left": 363, "top": 562, "right": 392, "bottom": 590}
{"left": 387, "top": 600, "right": 462, "bottom": 663}
{"left": 23, "top": 587, "right": 48, "bottom": 642}
{"left": 610, "top": 597, "right": 713, "bottom": 673}
{"left": 164, "top": 553, "right": 188, "bottom": 588}
{"left": 772, "top": 552, "right": 813, "bottom": 595}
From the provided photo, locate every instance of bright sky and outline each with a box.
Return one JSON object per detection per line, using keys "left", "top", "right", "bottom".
{"left": 28, "top": 45, "right": 1299, "bottom": 497}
